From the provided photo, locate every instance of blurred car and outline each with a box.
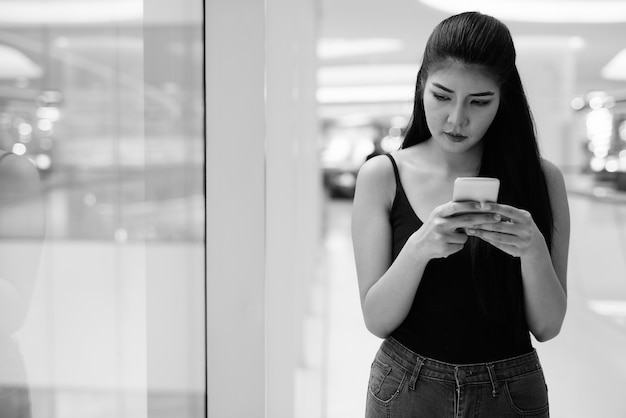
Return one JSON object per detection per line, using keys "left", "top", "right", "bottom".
{"left": 321, "top": 130, "right": 376, "bottom": 198}
{"left": 323, "top": 167, "right": 359, "bottom": 198}
{"left": 321, "top": 129, "right": 403, "bottom": 198}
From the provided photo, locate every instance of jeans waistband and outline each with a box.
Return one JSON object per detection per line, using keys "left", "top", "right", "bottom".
{"left": 381, "top": 337, "right": 542, "bottom": 386}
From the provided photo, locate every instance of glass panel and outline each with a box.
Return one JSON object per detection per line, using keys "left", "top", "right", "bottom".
{"left": 0, "top": 1, "right": 205, "bottom": 417}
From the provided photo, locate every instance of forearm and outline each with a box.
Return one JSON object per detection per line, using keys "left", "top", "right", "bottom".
{"left": 362, "top": 236, "right": 430, "bottom": 338}
{"left": 520, "top": 240, "right": 567, "bottom": 342}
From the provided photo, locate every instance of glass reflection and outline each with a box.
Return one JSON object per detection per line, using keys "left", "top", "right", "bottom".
{"left": 0, "top": 1, "right": 205, "bottom": 417}
{"left": 0, "top": 152, "right": 44, "bottom": 417}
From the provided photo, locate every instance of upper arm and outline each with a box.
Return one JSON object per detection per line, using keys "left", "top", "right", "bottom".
{"left": 351, "top": 155, "right": 395, "bottom": 307}
{"left": 542, "top": 159, "right": 570, "bottom": 294}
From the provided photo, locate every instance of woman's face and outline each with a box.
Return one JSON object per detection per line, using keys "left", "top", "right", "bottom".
{"left": 423, "top": 60, "right": 501, "bottom": 154}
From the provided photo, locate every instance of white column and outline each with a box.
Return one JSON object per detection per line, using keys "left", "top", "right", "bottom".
{"left": 206, "top": 0, "right": 321, "bottom": 417}
{"left": 205, "top": 1, "right": 267, "bottom": 417}
{"left": 265, "top": 0, "right": 321, "bottom": 416}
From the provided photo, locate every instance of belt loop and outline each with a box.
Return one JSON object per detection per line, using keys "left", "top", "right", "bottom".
{"left": 486, "top": 364, "right": 499, "bottom": 398}
{"left": 408, "top": 357, "right": 424, "bottom": 391}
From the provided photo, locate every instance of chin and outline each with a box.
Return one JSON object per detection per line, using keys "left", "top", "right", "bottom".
{"left": 443, "top": 138, "right": 482, "bottom": 153}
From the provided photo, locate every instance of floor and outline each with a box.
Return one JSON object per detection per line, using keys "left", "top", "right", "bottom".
{"left": 322, "top": 189, "right": 626, "bottom": 418}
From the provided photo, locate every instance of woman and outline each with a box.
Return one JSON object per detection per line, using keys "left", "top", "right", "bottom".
{"left": 351, "top": 11, "right": 569, "bottom": 417}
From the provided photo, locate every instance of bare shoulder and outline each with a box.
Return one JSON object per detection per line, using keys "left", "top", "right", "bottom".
{"left": 357, "top": 153, "right": 394, "bottom": 181}
{"left": 354, "top": 154, "right": 396, "bottom": 207}
{"left": 541, "top": 158, "right": 563, "bottom": 179}
{"left": 540, "top": 158, "right": 566, "bottom": 194}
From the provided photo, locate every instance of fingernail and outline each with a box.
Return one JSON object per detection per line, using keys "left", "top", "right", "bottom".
{"left": 482, "top": 203, "right": 491, "bottom": 210}
{"left": 467, "top": 228, "right": 475, "bottom": 235}
{"left": 493, "top": 214, "right": 501, "bottom": 221}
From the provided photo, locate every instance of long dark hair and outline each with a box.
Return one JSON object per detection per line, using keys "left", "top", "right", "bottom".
{"left": 403, "top": 12, "right": 554, "bottom": 339}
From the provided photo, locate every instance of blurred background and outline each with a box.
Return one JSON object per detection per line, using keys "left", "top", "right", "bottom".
{"left": 1, "top": 0, "right": 626, "bottom": 417}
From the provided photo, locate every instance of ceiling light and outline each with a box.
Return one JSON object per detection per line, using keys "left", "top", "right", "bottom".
{"left": 418, "top": 0, "right": 626, "bottom": 23}
{"left": 0, "top": 2, "right": 142, "bottom": 24}
{"left": 0, "top": 45, "right": 42, "bottom": 79}
{"left": 513, "top": 35, "right": 586, "bottom": 52}
{"left": 317, "top": 38, "right": 404, "bottom": 59}
{"left": 602, "top": 48, "right": 626, "bottom": 80}
{"left": 588, "top": 300, "right": 626, "bottom": 316}
{"left": 316, "top": 85, "right": 415, "bottom": 104}
{"left": 318, "top": 64, "right": 417, "bottom": 87}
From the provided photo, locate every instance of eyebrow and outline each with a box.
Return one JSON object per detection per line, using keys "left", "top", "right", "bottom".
{"left": 432, "top": 82, "right": 495, "bottom": 97}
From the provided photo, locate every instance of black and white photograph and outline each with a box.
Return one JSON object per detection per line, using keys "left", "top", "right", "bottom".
{"left": 0, "top": 0, "right": 625, "bottom": 417}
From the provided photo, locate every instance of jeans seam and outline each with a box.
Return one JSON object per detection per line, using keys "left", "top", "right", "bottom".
{"left": 367, "top": 369, "right": 408, "bottom": 406}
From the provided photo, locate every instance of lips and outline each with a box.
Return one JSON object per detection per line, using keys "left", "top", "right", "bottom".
{"left": 444, "top": 132, "right": 468, "bottom": 142}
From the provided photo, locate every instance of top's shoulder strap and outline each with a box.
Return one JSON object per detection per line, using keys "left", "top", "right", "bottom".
{"left": 384, "top": 153, "right": 401, "bottom": 187}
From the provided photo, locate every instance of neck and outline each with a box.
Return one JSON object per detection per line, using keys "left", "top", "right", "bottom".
{"left": 424, "top": 139, "right": 483, "bottom": 177}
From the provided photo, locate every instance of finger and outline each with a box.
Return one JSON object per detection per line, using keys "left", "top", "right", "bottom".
{"left": 473, "top": 221, "right": 519, "bottom": 234}
{"left": 447, "top": 231, "right": 469, "bottom": 245}
{"left": 449, "top": 212, "right": 502, "bottom": 229}
{"left": 480, "top": 203, "right": 530, "bottom": 224}
{"left": 439, "top": 201, "right": 483, "bottom": 218}
{"left": 467, "top": 228, "right": 517, "bottom": 245}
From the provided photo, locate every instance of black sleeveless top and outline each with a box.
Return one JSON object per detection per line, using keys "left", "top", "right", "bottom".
{"left": 385, "top": 154, "right": 532, "bottom": 363}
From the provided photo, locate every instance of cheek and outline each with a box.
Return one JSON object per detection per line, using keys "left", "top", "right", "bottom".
{"left": 474, "top": 108, "right": 498, "bottom": 135}
{"left": 423, "top": 99, "right": 444, "bottom": 127}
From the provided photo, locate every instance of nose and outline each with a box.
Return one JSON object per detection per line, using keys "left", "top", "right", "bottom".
{"left": 447, "top": 103, "right": 468, "bottom": 127}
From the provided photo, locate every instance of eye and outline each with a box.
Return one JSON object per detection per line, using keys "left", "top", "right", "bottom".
{"left": 433, "top": 93, "right": 449, "bottom": 102}
{"left": 472, "top": 100, "right": 491, "bottom": 107}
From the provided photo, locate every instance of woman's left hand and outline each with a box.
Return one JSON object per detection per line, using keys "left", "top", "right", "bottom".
{"left": 465, "top": 203, "right": 545, "bottom": 258}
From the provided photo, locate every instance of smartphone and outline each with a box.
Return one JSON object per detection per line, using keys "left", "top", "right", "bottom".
{"left": 452, "top": 177, "right": 500, "bottom": 203}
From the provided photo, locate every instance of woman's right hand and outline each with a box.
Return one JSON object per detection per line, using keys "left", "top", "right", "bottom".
{"left": 410, "top": 201, "right": 502, "bottom": 259}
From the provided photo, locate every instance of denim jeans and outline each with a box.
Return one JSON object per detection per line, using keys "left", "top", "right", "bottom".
{"left": 366, "top": 337, "right": 549, "bottom": 417}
